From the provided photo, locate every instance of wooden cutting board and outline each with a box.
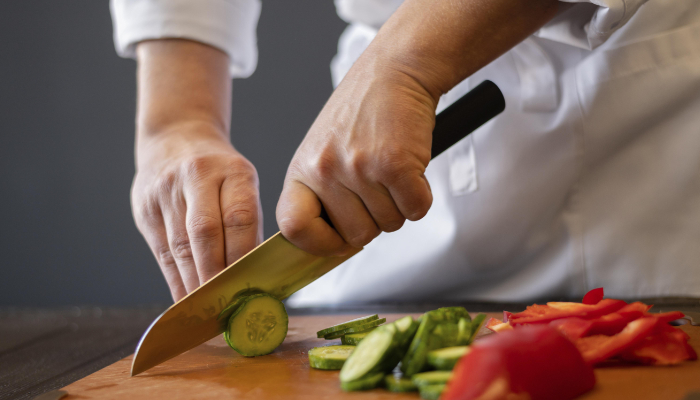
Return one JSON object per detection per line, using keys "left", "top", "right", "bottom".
{"left": 61, "top": 313, "right": 700, "bottom": 400}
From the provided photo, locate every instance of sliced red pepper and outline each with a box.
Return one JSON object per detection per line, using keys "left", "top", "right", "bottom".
{"left": 442, "top": 326, "right": 595, "bottom": 400}
{"left": 486, "top": 317, "right": 513, "bottom": 333}
{"left": 575, "top": 317, "right": 657, "bottom": 365}
{"left": 510, "top": 299, "right": 627, "bottom": 326}
{"left": 582, "top": 287, "right": 604, "bottom": 305}
{"left": 616, "top": 301, "right": 651, "bottom": 319}
{"left": 619, "top": 324, "right": 697, "bottom": 365}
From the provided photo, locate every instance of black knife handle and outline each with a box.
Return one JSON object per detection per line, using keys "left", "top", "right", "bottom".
{"left": 320, "top": 80, "right": 505, "bottom": 226}
{"left": 431, "top": 80, "right": 505, "bottom": 159}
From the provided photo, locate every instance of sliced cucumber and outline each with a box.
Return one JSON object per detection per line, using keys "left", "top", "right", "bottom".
{"left": 412, "top": 371, "right": 453, "bottom": 388}
{"left": 457, "top": 317, "right": 471, "bottom": 345}
{"left": 432, "top": 322, "right": 460, "bottom": 348}
{"left": 308, "top": 345, "right": 354, "bottom": 370}
{"left": 384, "top": 375, "right": 418, "bottom": 392}
{"left": 434, "top": 307, "right": 470, "bottom": 323}
{"left": 427, "top": 346, "right": 471, "bottom": 370}
{"left": 340, "top": 372, "right": 385, "bottom": 391}
{"left": 468, "top": 313, "right": 487, "bottom": 343}
{"left": 400, "top": 314, "right": 436, "bottom": 376}
{"left": 340, "top": 324, "right": 397, "bottom": 382}
{"left": 223, "top": 294, "right": 288, "bottom": 357}
{"left": 341, "top": 329, "right": 375, "bottom": 345}
{"left": 419, "top": 383, "right": 446, "bottom": 400}
{"left": 317, "top": 315, "right": 379, "bottom": 338}
{"left": 324, "top": 318, "right": 386, "bottom": 339}
{"left": 394, "top": 316, "right": 420, "bottom": 349}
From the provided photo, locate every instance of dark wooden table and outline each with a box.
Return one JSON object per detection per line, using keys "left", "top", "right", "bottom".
{"left": 2, "top": 298, "right": 700, "bottom": 400}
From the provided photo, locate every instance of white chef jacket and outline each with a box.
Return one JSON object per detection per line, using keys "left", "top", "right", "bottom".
{"left": 111, "top": 0, "right": 700, "bottom": 305}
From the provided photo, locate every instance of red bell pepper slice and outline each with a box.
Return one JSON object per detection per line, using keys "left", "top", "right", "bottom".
{"left": 619, "top": 324, "right": 697, "bottom": 365}
{"left": 510, "top": 299, "right": 627, "bottom": 326}
{"left": 442, "top": 326, "right": 595, "bottom": 400}
{"left": 486, "top": 317, "right": 513, "bottom": 332}
{"left": 582, "top": 287, "right": 604, "bottom": 305}
{"left": 575, "top": 317, "right": 657, "bottom": 365}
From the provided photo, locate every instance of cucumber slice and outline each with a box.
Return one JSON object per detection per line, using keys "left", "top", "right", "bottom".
{"left": 400, "top": 314, "right": 436, "bottom": 376}
{"left": 340, "top": 372, "right": 385, "bottom": 391}
{"left": 468, "top": 313, "right": 487, "bottom": 344}
{"left": 457, "top": 317, "right": 471, "bottom": 345}
{"left": 341, "top": 329, "right": 375, "bottom": 345}
{"left": 384, "top": 375, "right": 418, "bottom": 392}
{"left": 426, "top": 346, "right": 471, "bottom": 370}
{"left": 432, "top": 322, "right": 460, "bottom": 348}
{"left": 340, "top": 324, "right": 397, "bottom": 382}
{"left": 308, "top": 345, "right": 354, "bottom": 370}
{"left": 317, "top": 315, "right": 379, "bottom": 338}
{"left": 223, "top": 294, "right": 288, "bottom": 357}
{"left": 434, "top": 307, "right": 470, "bottom": 323}
{"left": 217, "top": 295, "right": 252, "bottom": 324}
{"left": 324, "top": 318, "right": 387, "bottom": 340}
{"left": 412, "top": 370, "right": 453, "bottom": 388}
{"left": 394, "top": 316, "right": 420, "bottom": 348}
{"left": 419, "top": 383, "right": 446, "bottom": 400}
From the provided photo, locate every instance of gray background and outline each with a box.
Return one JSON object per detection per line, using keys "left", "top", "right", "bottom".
{"left": 0, "top": 1, "right": 347, "bottom": 306}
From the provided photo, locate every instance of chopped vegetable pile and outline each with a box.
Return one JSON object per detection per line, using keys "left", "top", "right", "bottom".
{"left": 486, "top": 288, "right": 696, "bottom": 366}
{"left": 308, "top": 308, "right": 487, "bottom": 399}
{"left": 307, "top": 288, "right": 696, "bottom": 400}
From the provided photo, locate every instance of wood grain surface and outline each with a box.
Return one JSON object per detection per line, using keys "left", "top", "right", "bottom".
{"left": 61, "top": 313, "right": 700, "bottom": 400}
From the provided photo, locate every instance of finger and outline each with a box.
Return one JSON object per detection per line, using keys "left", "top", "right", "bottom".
{"left": 385, "top": 172, "right": 433, "bottom": 221}
{"left": 183, "top": 182, "right": 227, "bottom": 285}
{"left": 161, "top": 199, "right": 202, "bottom": 293}
{"left": 277, "top": 179, "right": 354, "bottom": 256}
{"left": 220, "top": 176, "right": 262, "bottom": 267}
{"left": 315, "top": 182, "right": 381, "bottom": 248}
{"left": 352, "top": 182, "right": 406, "bottom": 232}
{"left": 133, "top": 201, "right": 187, "bottom": 301}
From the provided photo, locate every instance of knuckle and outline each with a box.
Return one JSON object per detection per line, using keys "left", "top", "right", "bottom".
{"left": 405, "top": 196, "right": 432, "bottom": 221}
{"left": 222, "top": 206, "right": 257, "bottom": 231}
{"left": 186, "top": 214, "right": 221, "bottom": 240}
{"left": 346, "top": 150, "right": 369, "bottom": 176}
{"left": 308, "top": 153, "right": 337, "bottom": 182}
{"left": 379, "top": 218, "right": 405, "bottom": 232}
{"left": 184, "top": 156, "right": 213, "bottom": 177}
{"left": 156, "top": 247, "right": 178, "bottom": 271}
{"left": 278, "top": 215, "right": 309, "bottom": 242}
{"left": 169, "top": 236, "right": 193, "bottom": 260}
{"left": 346, "top": 228, "right": 379, "bottom": 248}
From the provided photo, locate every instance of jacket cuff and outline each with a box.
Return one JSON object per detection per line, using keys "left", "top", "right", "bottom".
{"left": 110, "top": 0, "right": 261, "bottom": 78}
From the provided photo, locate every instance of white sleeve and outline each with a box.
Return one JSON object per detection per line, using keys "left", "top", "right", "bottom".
{"left": 537, "top": 0, "right": 649, "bottom": 50}
{"left": 110, "top": 0, "right": 261, "bottom": 78}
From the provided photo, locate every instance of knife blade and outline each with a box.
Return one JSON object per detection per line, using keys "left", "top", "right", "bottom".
{"left": 131, "top": 80, "right": 506, "bottom": 376}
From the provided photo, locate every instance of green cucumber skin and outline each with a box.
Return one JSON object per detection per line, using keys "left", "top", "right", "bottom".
{"left": 225, "top": 294, "right": 288, "bottom": 357}
{"left": 419, "top": 383, "right": 446, "bottom": 400}
{"left": 340, "top": 372, "right": 385, "bottom": 391}
{"left": 412, "top": 371, "right": 453, "bottom": 387}
{"left": 400, "top": 314, "right": 436, "bottom": 376}
{"left": 426, "top": 346, "right": 469, "bottom": 370}
{"left": 308, "top": 346, "right": 354, "bottom": 370}
{"left": 384, "top": 375, "right": 418, "bottom": 392}
{"left": 324, "top": 318, "right": 386, "bottom": 340}
{"left": 468, "top": 313, "right": 488, "bottom": 344}
{"left": 341, "top": 330, "right": 374, "bottom": 345}
{"left": 316, "top": 315, "right": 379, "bottom": 338}
{"left": 340, "top": 324, "right": 397, "bottom": 382}
{"left": 401, "top": 308, "right": 471, "bottom": 376}
{"left": 434, "top": 307, "right": 470, "bottom": 323}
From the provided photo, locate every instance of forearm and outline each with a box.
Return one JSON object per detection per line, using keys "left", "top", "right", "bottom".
{"left": 366, "top": 0, "right": 560, "bottom": 103}
{"left": 136, "top": 39, "right": 232, "bottom": 143}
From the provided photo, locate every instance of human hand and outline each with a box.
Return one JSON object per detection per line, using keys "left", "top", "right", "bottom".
{"left": 133, "top": 39, "right": 262, "bottom": 301}
{"left": 276, "top": 52, "right": 438, "bottom": 256}
{"left": 132, "top": 125, "right": 263, "bottom": 301}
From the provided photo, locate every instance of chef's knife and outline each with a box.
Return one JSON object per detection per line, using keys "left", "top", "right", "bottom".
{"left": 131, "top": 80, "right": 506, "bottom": 376}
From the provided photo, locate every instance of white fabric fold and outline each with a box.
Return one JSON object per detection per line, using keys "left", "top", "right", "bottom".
{"left": 110, "top": 0, "right": 261, "bottom": 78}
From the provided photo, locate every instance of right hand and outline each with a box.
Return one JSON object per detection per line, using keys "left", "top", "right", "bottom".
{"left": 132, "top": 124, "right": 263, "bottom": 301}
